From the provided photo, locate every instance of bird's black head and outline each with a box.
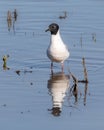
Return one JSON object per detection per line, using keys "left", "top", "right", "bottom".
{"left": 45, "top": 23, "right": 59, "bottom": 35}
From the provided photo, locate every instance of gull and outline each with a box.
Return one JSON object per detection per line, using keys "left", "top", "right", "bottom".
{"left": 45, "top": 23, "right": 70, "bottom": 72}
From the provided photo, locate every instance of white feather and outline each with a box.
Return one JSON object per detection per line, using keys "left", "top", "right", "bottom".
{"left": 47, "top": 30, "right": 70, "bottom": 63}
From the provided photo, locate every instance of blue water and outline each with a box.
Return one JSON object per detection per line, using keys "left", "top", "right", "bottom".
{"left": 0, "top": 0, "right": 104, "bottom": 129}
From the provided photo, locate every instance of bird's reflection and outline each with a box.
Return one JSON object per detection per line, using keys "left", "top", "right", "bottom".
{"left": 47, "top": 72, "right": 70, "bottom": 116}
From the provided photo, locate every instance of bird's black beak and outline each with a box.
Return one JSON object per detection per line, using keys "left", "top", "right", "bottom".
{"left": 45, "top": 28, "right": 50, "bottom": 32}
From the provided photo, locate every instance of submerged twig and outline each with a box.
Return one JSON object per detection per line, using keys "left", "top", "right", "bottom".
{"left": 13, "top": 9, "right": 18, "bottom": 21}
{"left": 82, "top": 57, "right": 88, "bottom": 83}
{"left": 7, "top": 10, "right": 12, "bottom": 31}
{"left": 68, "top": 58, "right": 88, "bottom": 84}
{"left": 83, "top": 82, "right": 88, "bottom": 106}
{"left": 67, "top": 65, "right": 78, "bottom": 84}
{"left": 7, "top": 9, "right": 18, "bottom": 33}
{"left": 92, "top": 33, "right": 96, "bottom": 43}
{"left": 78, "top": 58, "right": 88, "bottom": 83}
{"left": 7, "top": 10, "right": 12, "bottom": 21}
{"left": 70, "top": 72, "right": 78, "bottom": 84}
{"left": 71, "top": 83, "right": 78, "bottom": 104}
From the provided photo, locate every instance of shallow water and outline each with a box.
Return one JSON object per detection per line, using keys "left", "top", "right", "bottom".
{"left": 0, "top": 0, "right": 104, "bottom": 129}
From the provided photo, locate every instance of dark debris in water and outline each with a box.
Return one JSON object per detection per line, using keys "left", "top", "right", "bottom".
{"left": 68, "top": 57, "right": 89, "bottom": 106}
{"left": 13, "top": 9, "right": 18, "bottom": 21}
{"left": 2, "top": 55, "right": 10, "bottom": 70}
{"left": 30, "top": 82, "right": 33, "bottom": 85}
{"left": 15, "top": 70, "right": 33, "bottom": 76}
{"left": 59, "top": 11, "right": 67, "bottom": 19}
{"left": 24, "top": 70, "right": 33, "bottom": 74}
{"left": 2, "top": 104, "right": 7, "bottom": 107}
{"left": 15, "top": 70, "right": 21, "bottom": 75}
{"left": 7, "top": 9, "right": 18, "bottom": 33}
{"left": 92, "top": 33, "right": 96, "bottom": 43}
{"left": 2, "top": 54, "right": 33, "bottom": 76}
{"left": 20, "top": 110, "right": 31, "bottom": 114}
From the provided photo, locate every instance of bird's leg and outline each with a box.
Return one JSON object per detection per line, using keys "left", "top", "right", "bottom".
{"left": 51, "top": 62, "right": 53, "bottom": 74}
{"left": 61, "top": 62, "right": 64, "bottom": 72}
{"left": 51, "top": 62, "right": 53, "bottom": 69}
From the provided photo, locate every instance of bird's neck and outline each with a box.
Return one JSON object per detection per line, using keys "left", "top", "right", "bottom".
{"left": 51, "top": 30, "right": 63, "bottom": 45}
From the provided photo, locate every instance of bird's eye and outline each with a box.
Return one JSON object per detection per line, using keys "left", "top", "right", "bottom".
{"left": 51, "top": 25, "right": 56, "bottom": 29}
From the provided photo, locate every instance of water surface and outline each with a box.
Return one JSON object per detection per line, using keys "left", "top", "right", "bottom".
{"left": 0, "top": 0, "right": 104, "bottom": 129}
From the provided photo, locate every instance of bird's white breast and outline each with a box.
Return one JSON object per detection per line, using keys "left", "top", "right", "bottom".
{"left": 47, "top": 30, "right": 70, "bottom": 63}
